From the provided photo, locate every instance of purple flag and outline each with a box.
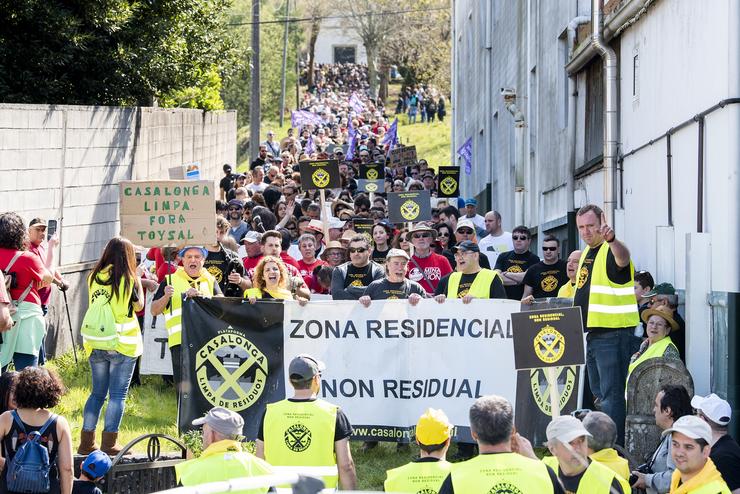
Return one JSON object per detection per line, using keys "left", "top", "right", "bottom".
{"left": 346, "top": 120, "right": 357, "bottom": 160}
{"left": 305, "top": 134, "right": 316, "bottom": 156}
{"left": 291, "top": 110, "right": 323, "bottom": 130}
{"left": 349, "top": 92, "right": 366, "bottom": 114}
{"left": 457, "top": 137, "right": 473, "bottom": 175}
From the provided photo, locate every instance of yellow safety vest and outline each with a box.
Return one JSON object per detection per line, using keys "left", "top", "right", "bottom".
{"left": 263, "top": 399, "right": 338, "bottom": 488}
{"left": 175, "top": 439, "right": 272, "bottom": 494}
{"left": 446, "top": 269, "right": 502, "bottom": 298}
{"left": 384, "top": 459, "right": 452, "bottom": 493}
{"left": 574, "top": 242, "right": 639, "bottom": 328}
{"left": 244, "top": 287, "right": 293, "bottom": 300}
{"left": 164, "top": 268, "right": 215, "bottom": 348}
{"left": 590, "top": 448, "right": 630, "bottom": 481}
{"left": 626, "top": 336, "right": 677, "bottom": 386}
{"left": 451, "top": 453, "right": 554, "bottom": 494}
{"left": 671, "top": 480, "right": 731, "bottom": 494}
{"left": 85, "top": 268, "right": 142, "bottom": 358}
{"left": 542, "top": 456, "right": 631, "bottom": 494}
{"left": 668, "top": 458, "right": 731, "bottom": 493}
{"left": 557, "top": 281, "right": 576, "bottom": 298}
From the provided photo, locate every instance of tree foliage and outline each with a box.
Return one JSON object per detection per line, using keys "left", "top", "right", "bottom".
{"left": 0, "top": 0, "right": 239, "bottom": 109}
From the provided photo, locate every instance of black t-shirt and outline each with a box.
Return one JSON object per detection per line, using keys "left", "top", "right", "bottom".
{"left": 363, "top": 278, "right": 427, "bottom": 300}
{"left": 257, "top": 398, "right": 353, "bottom": 441}
{"left": 710, "top": 434, "right": 740, "bottom": 490}
{"left": 72, "top": 480, "right": 102, "bottom": 494}
{"left": 219, "top": 174, "right": 236, "bottom": 194}
{"left": 250, "top": 157, "right": 266, "bottom": 171}
{"left": 344, "top": 264, "right": 375, "bottom": 290}
{"left": 372, "top": 247, "right": 390, "bottom": 264}
{"left": 437, "top": 453, "right": 564, "bottom": 494}
{"left": 572, "top": 243, "right": 631, "bottom": 330}
{"left": 523, "top": 260, "right": 569, "bottom": 299}
{"left": 434, "top": 271, "right": 507, "bottom": 299}
{"left": 494, "top": 250, "right": 540, "bottom": 300}
{"left": 557, "top": 462, "right": 624, "bottom": 494}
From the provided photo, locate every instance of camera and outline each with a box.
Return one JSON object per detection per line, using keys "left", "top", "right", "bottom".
{"left": 628, "top": 462, "right": 652, "bottom": 485}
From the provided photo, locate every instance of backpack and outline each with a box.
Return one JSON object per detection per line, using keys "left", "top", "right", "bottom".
{"left": 6, "top": 411, "right": 57, "bottom": 493}
{"left": 80, "top": 287, "right": 118, "bottom": 351}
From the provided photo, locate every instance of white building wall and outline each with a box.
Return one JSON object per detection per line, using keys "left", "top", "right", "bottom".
{"left": 314, "top": 18, "right": 367, "bottom": 65}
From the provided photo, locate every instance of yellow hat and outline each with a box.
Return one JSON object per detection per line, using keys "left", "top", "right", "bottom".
{"left": 416, "top": 409, "right": 452, "bottom": 445}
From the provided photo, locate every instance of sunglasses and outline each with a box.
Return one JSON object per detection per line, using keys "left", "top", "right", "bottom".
{"left": 412, "top": 232, "right": 433, "bottom": 239}
{"left": 438, "top": 232, "right": 450, "bottom": 237}
{"left": 348, "top": 247, "right": 367, "bottom": 253}
{"left": 457, "top": 228, "right": 474, "bottom": 234}
{"left": 542, "top": 246, "right": 557, "bottom": 251}
{"left": 512, "top": 235, "right": 528, "bottom": 240}
{"left": 228, "top": 207, "right": 242, "bottom": 211}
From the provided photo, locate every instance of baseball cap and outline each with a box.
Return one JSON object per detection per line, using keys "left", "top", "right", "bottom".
{"left": 451, "top": 240, "right": 480, "bottom": 254}
{"left": 409, "top": 223, "right": 435, "bottom": 234}
{"left": 546, "top": 415, "right": 592, "bottom": 445}
{"left": 416, "top": 409, "right": 452, "bottom": 445}
{"left": 28, "top": 218, "right": 47, "bottom": 228}
{"left": 643, "top": 282, "right": 676, "bottom": 298}
{"left": 223, "top": 164, "right": 232, "bottom": 172}
{"left": 178, "top": 246, "right": 208, "bottom": 258}
{"left": 306, "top": 219, "right": 325, "bottom": 234}
{"left": 662, "top": 415, "right": 713, "bottom": 444}
{"left": 227, "top": 199, "right": 244, "bottom": 208}
{"left": 289, "top": 354, "right": 326, "bottom": 381}
{"left": 464, "top": 198, "right": 477, "bottom": 206}
{"left": 81, "top": 450, "right": 112, "bottom": 479}
{"left": 692, "top": 393, "right": 732, "bottom": 426}
{"left": 455, "top": 219, "right": 476, "bottom": 232}
{"left": 386, "top": 248, "right": 410, "bottom": 261}
{"left": 241, "top": 231, "right": 262, "bottom": 244}
{"left": 192, "top": 406, "right": 245, "bottom": 438}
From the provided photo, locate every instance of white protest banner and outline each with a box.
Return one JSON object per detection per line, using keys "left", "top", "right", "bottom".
{"left": 140, "top": 291, "right": 173, "bottom": 376}
{"left": 283, "top": 298, "right": 519, "bottom": 442}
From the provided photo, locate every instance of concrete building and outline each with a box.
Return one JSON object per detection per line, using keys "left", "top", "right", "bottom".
{"left": 452, "top": 0, "right": 739, "bottom": 419}
{"left": 313, "top": 17, "right": 367, "bottom": 65}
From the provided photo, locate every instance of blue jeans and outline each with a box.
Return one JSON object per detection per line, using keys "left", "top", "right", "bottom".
{"left": 586, "top": 329, "right": 632, "bottom": 445}
{"left": 82, "top": 350, "right": 137, "bottom": 432}
{"left": 2, "top": 352, "right": 39, "bottom": 372}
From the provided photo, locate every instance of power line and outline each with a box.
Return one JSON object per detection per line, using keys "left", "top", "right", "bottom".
{"left": 227, "top": 6, "right": 449, "bottom": 27}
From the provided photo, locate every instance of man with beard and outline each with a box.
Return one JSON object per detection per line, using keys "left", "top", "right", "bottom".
{"left": 226, "top": 200, "right": 249, "bottom": 243}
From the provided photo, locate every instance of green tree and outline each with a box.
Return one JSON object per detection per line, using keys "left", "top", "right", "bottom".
{"left": 0, "top": 0, "right": 239, "bottom": 108}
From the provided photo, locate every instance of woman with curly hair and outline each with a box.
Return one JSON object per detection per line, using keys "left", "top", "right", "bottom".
{"left": 0, "top": 367, "right": 73, "bottom": 494}
{"left": 78, "top": 237, "right": 144, "bottom": 456}
{"left": 245, "top": 256, "right": 308, "bottom": 303}
{"left": 0, "top": 212, "right": 53, "bottom": 370}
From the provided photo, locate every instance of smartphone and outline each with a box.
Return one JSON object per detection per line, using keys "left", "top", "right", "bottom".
{"left": 46, "top": 220, "right": 58, "bottom": 241}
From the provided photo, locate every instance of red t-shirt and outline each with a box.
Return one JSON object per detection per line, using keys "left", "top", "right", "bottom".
{"left": 297, "top": 258, "right": 326, "bottom": 281}
{"left": 280, "top": 252, "right": 300, "bottom": 270}
{"left": 147, "top": 247, "right": 178, "bottom": 280}
{"left": 28, "top": 243, "right": 52, "bottom": 306}
{"left": 0, "top": 248, "right": 47, "bottom": 305}
{"left": 406, "top": 252, "right": 453, "bottom": 294}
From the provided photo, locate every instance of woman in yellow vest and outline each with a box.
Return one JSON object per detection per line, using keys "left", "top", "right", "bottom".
{"left": 245, "top": 256, "right": 309, "bottom": 303}
{"left": 78, "top": 237, "right": 144, "bottom": 456}
{"left": 626, "top": 305, "right": 681, "bottom": 390}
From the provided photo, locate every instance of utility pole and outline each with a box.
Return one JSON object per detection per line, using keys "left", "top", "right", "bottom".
{"left": 249, "top": 0, "right": 261, "bottom": 160}
{"left": 279, "top": 0, "right": 290, "bottom": 127}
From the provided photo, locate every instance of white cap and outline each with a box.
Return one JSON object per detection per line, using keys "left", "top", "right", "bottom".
{"left": 662, "top": 415, "right": 713, "bottom": 444}
{"left": 386, "top": 248, "right": 410, "bottom": 261}
{"left": 545, "top": 415, "right": 592, "bottom": 445}
{"left": 692, "top": 393, "right": 732, "bottom": 426}
{"left": 455, "top": 218, "right": 476, "bottom": 232}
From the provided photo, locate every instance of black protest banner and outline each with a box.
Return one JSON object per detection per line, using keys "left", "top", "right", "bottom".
{"left": 388, "top": 190, "right": 432, "bottom": 224}
{"left": 437, "top": 166, "right": 461, "bottom": 198}
{"left": 180, "top": 297, "right": 285, "bottom": 440}
{"left": 511, "top": 307, "right": 585, "bottom": 370}
{"left": 352, "top": 218, "right": 374, "bottom": 245}
{"left": 299, "top": 159, "right": 341, "bottom": 190}
{"left": 358, "top": 163, "right": 385, "bottom": 193}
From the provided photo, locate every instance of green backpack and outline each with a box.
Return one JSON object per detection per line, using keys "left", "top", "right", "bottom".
{"left": 80, "top": 289, "right": 118, "bottom": 351}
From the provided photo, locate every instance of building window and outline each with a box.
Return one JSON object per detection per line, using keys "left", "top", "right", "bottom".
{"left": 333, "top": 46, "right": 356, "bottom": 64}
{"left": 584, "top": 60, "right": 604, "bottom": 164}
{"left": 632, "top": 52, "right": 640, "bottom": 100}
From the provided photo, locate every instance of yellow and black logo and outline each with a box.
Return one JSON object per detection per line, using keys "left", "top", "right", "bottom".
{"left": 400, "top": 200, "right": 420, "bottom": 221}
{"left": 206, "top": 265, "right": 223, "bottom": 283}
{"left": 488, "top": 483, "right": 523, "bottom": 494}
{"left": 529, "top": 366, "right": 577, "bottom": 416}
{"left": 284, "top": 423, "right": 312, "bottom": 452}
{"left": 506, "top": 265, "right": 523, "bottom": 273}
{"left": 533, "top": 324, "right": 565, "bottom": 364}
{"left": 439, "top": 176, "right": 458, "bottom": 196}
{"left": 365, "top": 182, "right": 378, "bottom": 192}
{"left": 366, "top": 168, "right": 379, "bottom": 180}
{"left": 195, "top": 329, "right": 267, "bottom": 411}
{"left": 577, "top": 266, "right": 589, "bottom": 289}
{"left": 311, "top": 168, "right": 330, "bottom": 188}
{"left": 541, "top": 274, "right": 558, "bottom": 292}
{"left": 417, "top": 490, "right": 437, "bottom": 494}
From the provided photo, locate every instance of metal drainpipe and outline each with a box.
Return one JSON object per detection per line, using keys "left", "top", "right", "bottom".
{"left": 505, "top": 99, "right": 526, "bottom": 226}
{"left": 566, "top": 16, "right": 591, "bottom": 213}
{"left": 696, "top": 116, "right": 705, "bottom": 232}
{"left": 592, "top": 0, "right": 619, "bottom": 225}
{"left": 666, "top": 132, "right": 674, "bottom": 226}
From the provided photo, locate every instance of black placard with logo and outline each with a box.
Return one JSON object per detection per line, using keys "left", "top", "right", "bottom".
{"left": 352, "top": 218, "right": 375, "bottom": 245}
{"left": 511, "top": 306, "right": 585, "bottom": 370}
{"left": 180, "top": 297, "right": 285, "bottom": 439}
{"left": 358, "top": 163, "right": 385, "bottom": 193}
{"left": 437, "top": 166, "right": 461, "bottom": 198}
{"left": 299, "top": 159, "right": 341, "bottom": 190}
{"left": 387, "top": 190, "right": 432, "bottom": 224}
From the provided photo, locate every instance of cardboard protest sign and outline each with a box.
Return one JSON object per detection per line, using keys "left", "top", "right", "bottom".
{"left": 184, "top": 162, "right": 201, "bottom": 180}
{"left": 359, "top": 163, "right": 385, "bottom": 193}
{"left": 299, "top": 159, "right": 341, "bottom": 190}
{"left": 389, "top": 147, "right": 403, "bottom": 166}
{"left": 119, "top": 180, "right": 215, "bottom": 247}
{"left": 510, "top": 307, "right": 585, "bottom": 370}
{"left": 388, "top": 190, "right": 432, "bottom": 224}
{"left": 400, "top": 146, "right": 417, "bottom": 166}
{"left": 437, "top": 166, "right": 461, "bottom": 198}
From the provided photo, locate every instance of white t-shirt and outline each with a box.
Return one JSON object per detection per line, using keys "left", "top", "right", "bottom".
{"left": 246, "top": 182, "right": 267, "bottom": 194}
{"left": 466, "top": 213, "right": 486, "bottom": 231}
{"left": 477, "top": 231, "right": 514, "bottom": 268}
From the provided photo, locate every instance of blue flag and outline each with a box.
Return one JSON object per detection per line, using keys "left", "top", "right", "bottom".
{"left": 382, "top": 118, "right": 398, "bottom": 156}
{"left": 457, "top": 137, "right": 473, "bottom": 175}
{"left": 305, "top": 133, "right": 316, "bottom": 156}
{"left": 349, "top": 92, "right": 366, "bottom": 114}
{"left": 346, "top": 120, "right": 357, "bottom": 160}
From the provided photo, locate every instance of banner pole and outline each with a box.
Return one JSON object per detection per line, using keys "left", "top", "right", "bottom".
{"left": 319, "top": 189, "right": 330, "bottom": 241}
{"left": 546, "top": 366, "right": 561, "bottom": 418}
{"left": 407, "top": 222, "right": 414, "bottom": 258}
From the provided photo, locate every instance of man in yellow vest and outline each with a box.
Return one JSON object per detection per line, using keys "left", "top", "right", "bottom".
{"left": 573, "top": 204, "right": 639, "bottom": 445}
{"left": 433, "top": 240, "right": 506, "bottom": 304}
{"left": 255, "top": 354, "right": 357, "bottom": 490}
{"left": 150, "top": 246, "right": 219, "bottom": 391}
{"left": 545, "top": 415, "right": 631, "bottom": 493}
{"left": 438, "top": 395, "right": 564, "bottom": 494}
{"left": 556, "top": 249, "right": 582, "bottom": 298}
{"left": 582, "top": 411, "right": 630, "bottom": 480}
{"left": 384, "top": 409, "right": 453, "bottom": 493}
{"left": 663, "top": 415, "right": 731, "bottom": 493}
{"left": 175, "top": 406, "right": 273, "bottom": 494}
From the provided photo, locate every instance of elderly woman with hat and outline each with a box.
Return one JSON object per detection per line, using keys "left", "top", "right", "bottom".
{"left": 320, "top": 241, "right": 347, "bottom": 268}
{"left": 626, "top": 305, "right": 681, "bottom": 388}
